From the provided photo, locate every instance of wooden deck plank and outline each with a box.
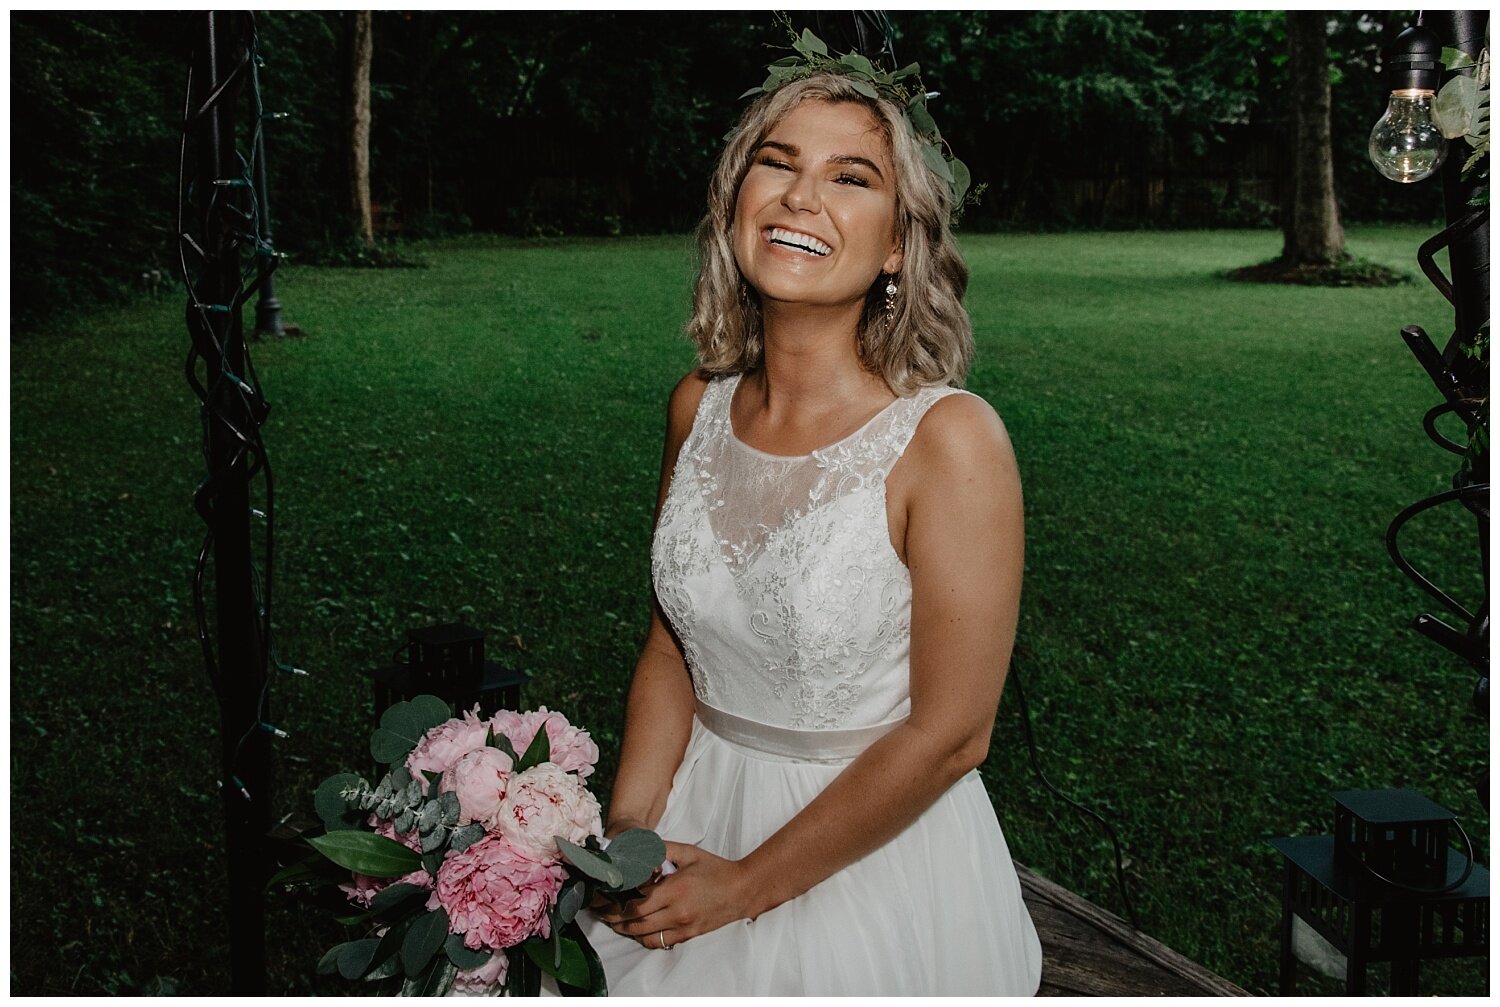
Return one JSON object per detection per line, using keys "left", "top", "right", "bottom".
{"left": 1018, "top": 864, "right": 1249, "bottom": 997}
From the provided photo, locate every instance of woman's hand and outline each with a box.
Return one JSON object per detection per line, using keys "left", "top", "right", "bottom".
{"left": 594, "top": 842, "right": 758, "bottom": 950}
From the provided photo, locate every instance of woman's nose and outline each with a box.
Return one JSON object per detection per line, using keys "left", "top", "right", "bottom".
{"left": 781, "top": 171, "right": 820, "bottom": 214}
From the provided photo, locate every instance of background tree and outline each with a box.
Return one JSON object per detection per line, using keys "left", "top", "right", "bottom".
{"left": 344, "top": 11, "right": 374, "bottom": 248}
{"left": 1283, "top": 10, "right": 1346, "bottom": 264}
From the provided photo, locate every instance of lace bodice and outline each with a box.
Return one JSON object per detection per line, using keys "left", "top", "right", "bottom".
{"left": 651, "top": 373, "right": 968, "bottom": 731}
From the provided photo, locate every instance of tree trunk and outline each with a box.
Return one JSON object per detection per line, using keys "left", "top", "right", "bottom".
{"left": 1281, "top": 11, "right": 1344, "bottom": 264}
{"left": 345, "top": 11, "right": 374, "bottom": 247}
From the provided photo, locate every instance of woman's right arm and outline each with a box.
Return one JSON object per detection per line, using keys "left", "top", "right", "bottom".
{"left": 603, "top": 371, "right": 709, "bottom": 838}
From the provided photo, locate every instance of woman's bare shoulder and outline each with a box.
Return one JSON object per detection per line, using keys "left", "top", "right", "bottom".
{"left": 905, "top": 390, "right": 1017, "bottom": 481}
{"left": 664, "top": 369, "right": 714, "bottom": 444}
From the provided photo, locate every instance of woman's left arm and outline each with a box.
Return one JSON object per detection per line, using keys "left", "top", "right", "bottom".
{"left": 600, "top": 395, "right": 1024, "bottom": 946}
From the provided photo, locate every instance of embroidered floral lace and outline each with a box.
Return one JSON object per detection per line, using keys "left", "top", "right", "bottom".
{"left": 651, "top": 373, "right": 967, "bottom": 730}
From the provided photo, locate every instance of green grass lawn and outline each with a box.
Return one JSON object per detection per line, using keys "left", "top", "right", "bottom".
{"left": 10, "top": 227, "right": 1486, "bottom": 995}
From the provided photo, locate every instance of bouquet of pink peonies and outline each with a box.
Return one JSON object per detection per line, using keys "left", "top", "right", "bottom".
{"left": 283, "top": 696, "right": 662, "bottom": 996}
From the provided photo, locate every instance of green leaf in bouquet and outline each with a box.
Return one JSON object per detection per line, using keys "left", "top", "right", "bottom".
{"left": 419, "top": 826, "right": 448, "bottom": 854}
{"left": 267, "top": 852, "right": 340, "bottom": 889}
{"left": 597, "top": 829, "right": 666, "bottom": 890}
{"left": 393, "top": 809, "right": 416, "bottom": 834}
{"left": 308, "top": 830, "right": 422, "bottom": 877}
{"left": 371, "top": 912, "right": 416, "bottom": 972}
{"left": 422, "top": 850, "right": 444, "bottom": 878}
{"left": 597, "top": 885, "right": 646, "bottom": 908}
{"left": 847, "top": 78, "right": 879, "bottom": 100}
{"left": 560, "top": 921, "right": 608, "bottom": 996}
{"left": 401, "top": 955, "right": 458, "bottom": 997}
{"left": 524, "top": 934, "right": 590, "bottom": 988}
{"left": 316, "top": 943, "right": 345, "bottom": 976}
{"left": 389, "top": 764, "right": 412, "bottom": 789}
{"left": 369, "top": 881, "right": 429, "bottom": 917}
{"left": 402, "top": 906, "right": 451, "bottom": 977}
{"left": 486, "top": 725, "right": 521, "bottom": 764}
{"left": 421, "top": 769, "right": 442, "bottom": 794}
{"left": 449, "top": 823, "right": 486, "bottom": 853}
{"left": 554, "top": 880, "right": 586, "bottom": 927}
{"left": 403, "top": 777, "right": 425, "bottom": 807}
{"left": 444, "top": 934, "right": 493, "bottom": 970}
{"left": 409, "top": 694, "right": 454, "bottom": 730}
{"left": 416, "top": 801, "right": 441, "bottom": 833}
{"left": 508, "top": 946, "right": 542, "bottom": 996}
{"left": 556, "top": 837, "right": 624, "bottom": 888}
{"left": 516, "top": 724, "right": 552, "bottom": 772}
{"left": 371, "top": 697, "right": 448, "bottom": 765}
{"left": 338, "top": 938, "right": 381, "bottom": 980}
{"left": 363, "top": 954, "right": 403, "bottom": 981}
{"left": 315, "top": 773, "right": 365, "bottom": 831}
{"left": 334, "top": 910, "right": 374, "bottom": 927}
{"left": 438, "top": 790, "right": 461, "bottom": 827}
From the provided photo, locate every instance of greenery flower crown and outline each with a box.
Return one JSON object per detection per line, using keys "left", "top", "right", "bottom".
{"left": 737, "top": 27, "right": 978, "bottom": 218}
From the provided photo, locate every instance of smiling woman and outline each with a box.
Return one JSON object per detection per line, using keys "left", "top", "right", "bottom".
{"left": 734, "top": 101, "right": 904, "bottom": 317}
{"left": 552, "top": 70, "right": 1043, "bottom": 996}
{"left": 691, "top": 74, "right": 974, "bottom": 396}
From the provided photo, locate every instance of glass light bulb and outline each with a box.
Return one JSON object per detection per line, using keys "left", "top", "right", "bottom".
{"left": 1368, "top": 89, "right": 1447, "bottom": 183}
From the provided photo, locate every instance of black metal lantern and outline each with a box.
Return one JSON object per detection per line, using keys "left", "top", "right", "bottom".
{"left": 370, "top": 622, "right": 529, "bottom": 723}
{"left": 1270, "top": 789, "right": 1488, "bottom": 994}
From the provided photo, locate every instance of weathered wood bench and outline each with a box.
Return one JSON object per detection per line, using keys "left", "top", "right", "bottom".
{"left": 1019, "top": 865, "right": 1249, "bottom": 996}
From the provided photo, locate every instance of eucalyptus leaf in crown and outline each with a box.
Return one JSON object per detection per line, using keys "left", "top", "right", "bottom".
{"left": 737, "top": 26, "right": 977, "bottom": 217}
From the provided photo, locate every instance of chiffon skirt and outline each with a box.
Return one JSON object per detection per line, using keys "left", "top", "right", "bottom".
{"left": 576, "top": 713, "right": 1043, "bottom": 996}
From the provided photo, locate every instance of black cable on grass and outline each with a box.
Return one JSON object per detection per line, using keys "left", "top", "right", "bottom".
{"left": 1009, "top": 661, "right": 1141, "bottom": 929}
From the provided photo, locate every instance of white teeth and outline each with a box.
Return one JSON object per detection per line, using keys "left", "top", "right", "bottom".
{"left": 768, "top": 227, "right": 831, "bottom": 256}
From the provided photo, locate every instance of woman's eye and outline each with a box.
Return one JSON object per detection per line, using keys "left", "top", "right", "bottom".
{"left": 757, "top": 157, "right": 792, "bottom": 170}
{"left": 835, "top": 173, "right": 870, "bottom": 187}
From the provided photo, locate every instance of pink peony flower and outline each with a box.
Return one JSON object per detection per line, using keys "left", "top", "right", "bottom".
{"left": 429, "top": 835, "right": 566, "bottom": 951}
{"left": 340, "top": 818, "right": 434, "bottom": 908}
{"left": 490, "top": 707, "right": 600, "bottom": 779}
{"left": 492, "top": 763, "right": 603, "bottom": 860}
{"left": 452, "top": 951, "right": 509, "bottom": 995}
{"left": 440, "top": 746, "right": 514, "bottom": 830}
{"left": 407, "top": 706, "right": 492, "bottom": 793}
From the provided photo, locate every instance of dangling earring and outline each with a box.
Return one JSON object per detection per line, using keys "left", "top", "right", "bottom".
{"left": 883, "top": 275, "right": 899, "bottom": 323}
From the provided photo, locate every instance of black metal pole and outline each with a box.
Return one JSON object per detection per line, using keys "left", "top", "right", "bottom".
{"left": 250, "top": 53, "right": 285, "bottom": 339}
{"left": 191, "top": 11, "right": 271, "bottom": 993}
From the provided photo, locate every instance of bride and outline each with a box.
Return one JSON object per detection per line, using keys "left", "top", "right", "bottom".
{"left": 581, "top": 70, "right": 1042, "bottom": 995}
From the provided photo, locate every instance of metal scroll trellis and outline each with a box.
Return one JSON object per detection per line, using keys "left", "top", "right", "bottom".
{"left": 177, "top": 11, "right": 287, "bottom": 992}
{"left": 1384, "top": 11, "right": 1489, "bottom": 806}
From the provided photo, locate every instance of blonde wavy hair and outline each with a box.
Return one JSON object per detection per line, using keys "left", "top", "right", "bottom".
{"left": 687, "top": 73, "right": 972, "bottom": 394}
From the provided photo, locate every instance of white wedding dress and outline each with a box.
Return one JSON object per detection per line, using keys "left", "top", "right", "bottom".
{"left": 573, "top": 373, "right": 1043, "bottom": 996}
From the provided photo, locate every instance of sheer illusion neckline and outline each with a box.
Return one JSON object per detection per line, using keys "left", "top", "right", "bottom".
{"left": 725, "top": 372, "right": 904, "bottom": 461}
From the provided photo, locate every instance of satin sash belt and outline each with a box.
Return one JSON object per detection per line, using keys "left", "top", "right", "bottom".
{"left": 694, "top": 699, "right": 906, "bottom": 763}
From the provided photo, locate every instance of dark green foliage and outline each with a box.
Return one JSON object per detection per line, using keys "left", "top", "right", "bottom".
{"left": 10, "top": 13, "right": 187, "bottom": 328}
{"left": 12, "top": 12, "right": 1452, "bottom": 330}
{"left": 7, "top": 219, "right": 1483, "bottom": 996}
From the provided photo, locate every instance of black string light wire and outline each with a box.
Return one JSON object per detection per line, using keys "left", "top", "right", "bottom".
{"left": 176, "top": 14, "right": 297, "bottom": 989}
{"left": 178, "top": 12, "right": 291, "bottom": 804}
